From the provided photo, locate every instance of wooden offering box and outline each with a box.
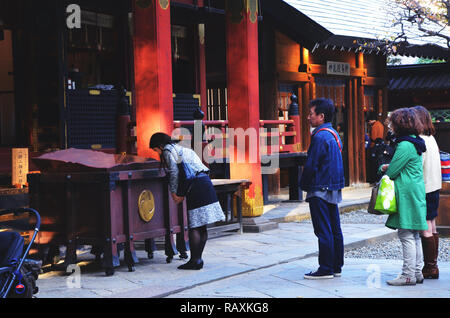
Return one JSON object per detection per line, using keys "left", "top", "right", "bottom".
{"left": 28, "top": 149, "right": 188, "bottom": 276}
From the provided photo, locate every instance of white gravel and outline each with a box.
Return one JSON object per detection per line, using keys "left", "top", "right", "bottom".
{"left": 302, "top": 209, "right": 450, "bottom": 261}
{"left": 340, "top": 209, "right": 389, "bottom": 224}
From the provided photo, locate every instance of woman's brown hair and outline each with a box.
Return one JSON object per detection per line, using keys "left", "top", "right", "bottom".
{"left": 388, "top": 107, "right": 423, "bottom": 137}
{"left": 412, "top": 105, "right": 436, "bottom": 136}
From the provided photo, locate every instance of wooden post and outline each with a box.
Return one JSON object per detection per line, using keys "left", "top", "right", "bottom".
{"left": 226, "top": 0, "right": 263, "bottom": 217}
{"left": 301, "top": 47, "right": 309, "bottom": 66}
{"left": 358, "top": 78, "right": 366, "bottom": 182}
{"left": 382, "top": 87, "right": 389, "bottom": 125}
{"left": 301, "top": 82, "right": 311, "bottom": 151}
{"left": 132, "top": 0, "right": 173, "bottom": 159}
{"left": 310, "top": 78, "right": 316, "bottom": 100}
{"left": 347, "top": 79, "right": 355, "bottom": 184}
{"left": 356, "top": 52, "right": 364, "bottom": 69}
{"left": 197, "top": 22, "right": 208, "bottom": 115}
{"left": 353, "top": 78, "right": 359, "bottom": 183}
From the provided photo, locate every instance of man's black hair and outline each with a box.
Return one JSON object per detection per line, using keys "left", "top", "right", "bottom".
{"left": 309, "top": 98, "right": 335, "bottom": 123}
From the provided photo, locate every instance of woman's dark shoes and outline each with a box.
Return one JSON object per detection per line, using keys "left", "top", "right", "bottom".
{"left": 179, "top": 252, "right": 189, "bottom": 260}
{"left": 177, "top": 259, "right": 204, "bottom": 270}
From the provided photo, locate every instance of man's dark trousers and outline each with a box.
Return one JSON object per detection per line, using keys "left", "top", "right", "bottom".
{"left": 308, "top": 197, "right": 344, "bottom": 274}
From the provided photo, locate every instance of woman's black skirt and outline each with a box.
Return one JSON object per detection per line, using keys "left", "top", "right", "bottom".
{"left": 186, "top": 174, "right": 225, "bottom": 228}
{"left": 425, "top": 189, "right": 440, "bottom": 221}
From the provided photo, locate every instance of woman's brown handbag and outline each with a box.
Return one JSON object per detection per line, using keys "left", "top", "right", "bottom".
{"left": 367, "top": 183, "right": 383, "bottom": 215}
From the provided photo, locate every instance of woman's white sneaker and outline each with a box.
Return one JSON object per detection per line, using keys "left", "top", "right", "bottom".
{"left": 387, "top": 275, "right": 416, "bottom": 286}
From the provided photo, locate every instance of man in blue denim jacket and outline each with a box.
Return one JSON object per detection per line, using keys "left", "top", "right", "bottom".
{"left": 300, "top": 98, "right": 345, "bottom": 280}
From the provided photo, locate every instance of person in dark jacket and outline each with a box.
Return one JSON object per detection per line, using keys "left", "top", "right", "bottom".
{"left": 300, "top": 98, "right": 345, "bottom": 280}
{"left": 366, "top": 112, "right": 386, "bottom": 183}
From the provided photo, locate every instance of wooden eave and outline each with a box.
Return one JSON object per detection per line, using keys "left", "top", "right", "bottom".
{"left": 260, "top": 0, "right": 333, "bottom": 51}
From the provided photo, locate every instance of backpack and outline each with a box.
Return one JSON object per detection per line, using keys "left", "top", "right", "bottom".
{"left": 163, "top": 146, "right": 197, "bottom": 197}
{"left": 441, "top": 151, "right": 450, "bottom": 182}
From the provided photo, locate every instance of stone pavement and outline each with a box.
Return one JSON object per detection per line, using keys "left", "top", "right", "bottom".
{"left": 262, "top": 185, "right": 372, "bottom": 223}
{"left": 34, "top": 186, "right": 450, "bottom": 298}
{"left": 168, "top": 258, "right": 450, "bottom": 298}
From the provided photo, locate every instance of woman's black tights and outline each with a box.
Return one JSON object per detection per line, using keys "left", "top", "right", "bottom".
{"left": 189, "top": 225, "right": 208, "bottom": 262}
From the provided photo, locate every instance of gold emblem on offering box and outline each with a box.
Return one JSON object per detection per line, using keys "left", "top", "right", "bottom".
{"left": 138, "top": 190, "right": 155, "bottom": 222}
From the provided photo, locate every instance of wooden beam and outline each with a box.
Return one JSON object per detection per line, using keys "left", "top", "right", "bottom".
{"left": 277, "top": 71, "right": 310, "bottom": 83}
{"left": 362, "top": 77, "right": 388, "bottom": 86}
{"left": 299, "top": 64, "right": 367, "bottom": 77}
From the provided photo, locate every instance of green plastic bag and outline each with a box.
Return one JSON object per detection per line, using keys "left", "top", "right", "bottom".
{"left": 374, "top": 175, "right": 397, "bottom": 214}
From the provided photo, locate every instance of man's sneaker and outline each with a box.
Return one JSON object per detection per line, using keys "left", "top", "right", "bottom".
{"left": 304, "top": 270, "right": 334, "bottom": 280}
{"left": 387, "top": 275, "right": 416, "bottom": 286}
{"left": 333, "top": 271, "right": 342, "bottom": 277}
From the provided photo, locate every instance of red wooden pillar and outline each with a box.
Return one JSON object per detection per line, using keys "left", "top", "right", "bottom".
{"left": 196, "top": 0, "right": 207, "bottom": 114}
{"left": 226, "top": 1, "right": 263, "bottom": 217}
{"left": 197, "top": 23, "right": 207, "bottom": 114}
{"left": 132, "top": 0, "right": 173, "bottom": 159}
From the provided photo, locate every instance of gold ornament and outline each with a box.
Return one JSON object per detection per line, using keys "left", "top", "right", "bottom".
{"left": 138, "top": 190, "right": 155, "bottom": 222}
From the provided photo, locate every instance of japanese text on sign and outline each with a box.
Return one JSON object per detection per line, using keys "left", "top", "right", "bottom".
{"left": 327, "top": 61, "right": 350, "bottom": 76}
{"left": 12, "top": 148, "right": 29, "bottom": 187}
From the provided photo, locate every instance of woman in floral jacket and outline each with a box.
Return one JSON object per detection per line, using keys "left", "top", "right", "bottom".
{"left": 150, "top": 133, "right": 225, "bottom": 270}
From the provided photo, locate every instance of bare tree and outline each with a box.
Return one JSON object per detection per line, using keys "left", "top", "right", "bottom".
{"left": 390, "top": 0, "right": 449, "bottom": 48}
{"left": 357, "top": 0, "right": 449, "bottom": 54}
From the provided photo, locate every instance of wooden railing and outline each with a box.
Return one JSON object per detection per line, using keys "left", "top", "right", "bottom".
{"left": 173, "top": 119, "right": 300, "bottom": 156}
{"left": 259, "top": 120, "right": 300, "bottom": 154}
{"left": 126, "top": 118, "right": 302, "bottom": 156}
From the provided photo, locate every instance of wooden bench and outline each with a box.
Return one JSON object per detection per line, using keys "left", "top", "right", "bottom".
{"left": 261, "top": 152, "right": 308, "bottom": 204}
{"left": 144, "top": 178, "right": 250, "bottom": 259}
{"left": 210, "top": 179, "right": 251, "bottom": 236}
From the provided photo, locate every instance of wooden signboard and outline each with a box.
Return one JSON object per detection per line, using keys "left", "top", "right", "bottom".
{"left": 12, "top": 148, "right": 28, "bottom": 188}
{"left": 327, "top": 61, "right": 350, "bottom": 76}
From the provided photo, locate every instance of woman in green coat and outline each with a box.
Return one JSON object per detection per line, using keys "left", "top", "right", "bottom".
{"left": 380, "top": 108, "right": 427, "bottom": 286}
